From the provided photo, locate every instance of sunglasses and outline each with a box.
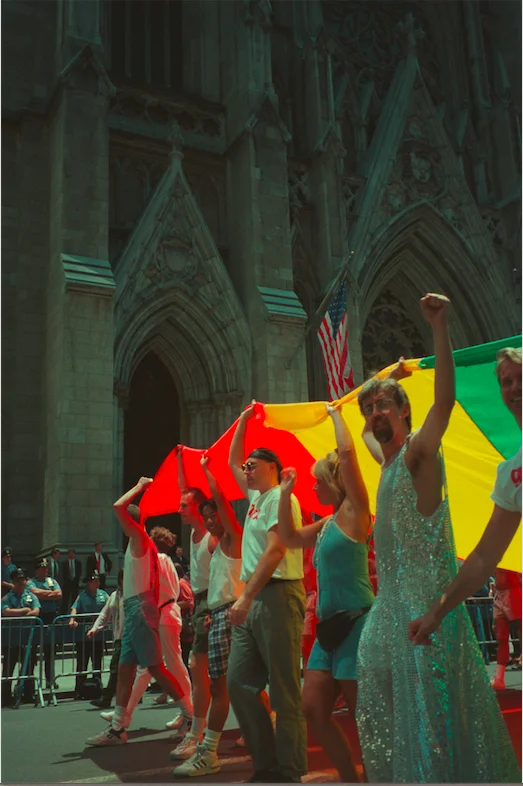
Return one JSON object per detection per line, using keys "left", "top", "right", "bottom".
{"left": 241, "top": 462, "right": 259, "bottom": 473}
{"left": 361, "top": 398, "right": 396, "bottom": 419}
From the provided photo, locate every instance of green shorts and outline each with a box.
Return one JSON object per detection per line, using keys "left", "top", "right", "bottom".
{"left": 191, "top": 591, "right": 210, "bottom": 656}
{"left": 119, "top": 591, "right": 162, "bottom": 668}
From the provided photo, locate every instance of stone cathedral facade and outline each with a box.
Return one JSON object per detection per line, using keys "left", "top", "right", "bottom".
{"left": 2, "top": 0, "right": 521, "bottom": 566}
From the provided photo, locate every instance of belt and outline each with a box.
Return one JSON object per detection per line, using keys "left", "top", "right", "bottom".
{"left": 267, "top": 577, "right": 301, "bottom": 585}
{"left": 159, "top": 597, "right": 175, "bottom": 610}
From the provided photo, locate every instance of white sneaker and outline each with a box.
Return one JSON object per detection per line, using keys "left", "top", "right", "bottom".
{"left": 168, "top": 715, "right": 192, "bottom": 742}
{"left": 166, "top": 712, "right": 183, "bottom": 730}
{"left": 491, "top": 677, "right": 506, "bottom": 691}
{"left": 86, "top": 726, "right": 128, "bottom": 747}
{"left": 173, "top": 743, "right": 220, "bottom": 777}
{"left": 100, "top": 710, "right": 114, "bottom": 722}
{"left": 170, "top": 734, "right": 200, "bottom": 760}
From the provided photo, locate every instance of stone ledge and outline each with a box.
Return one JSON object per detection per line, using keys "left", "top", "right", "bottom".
{"left": 61, "top": 254, "right": 115, "bottom": 297}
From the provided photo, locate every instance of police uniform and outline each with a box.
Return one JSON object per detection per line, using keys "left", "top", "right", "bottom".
{"left": 26, "top": 560, "right": 62, "bottom": 685}
{"left": 1, "top": 574, "right": 41, "bottom": 704}
{"left": 72, "top": 579, "right": 109, "bottom": 695}
{"left": 1, "top": 548, "right": 18, "bottom": 593}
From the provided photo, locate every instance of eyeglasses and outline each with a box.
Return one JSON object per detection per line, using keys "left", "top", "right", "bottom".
{"left": 361, "top": 398, "right": 396, "bottom": 419}
{"left": 241, "top": 462, "right": 258, "bottom": 473}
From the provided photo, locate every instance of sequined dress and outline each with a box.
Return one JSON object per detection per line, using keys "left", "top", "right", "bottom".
{"left": 356, "top": 441, "right": 521, "bottom": 783}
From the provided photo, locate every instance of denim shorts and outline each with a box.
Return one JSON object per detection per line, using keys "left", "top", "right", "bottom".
{"left": 119, "top": 591, "right": 162, "bottom": 668}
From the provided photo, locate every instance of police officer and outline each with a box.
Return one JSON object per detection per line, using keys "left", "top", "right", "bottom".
{"left": 1, "top": 547, "right": 18, "bottom": 595}
{"left": 1, "top": 568, "right": 41, "bottom": 705}
{"left": 69, "top": 571, "right": 109, "bottom": 698}
{"left": 26, "top": 558, "right": 62, "bottom": 687}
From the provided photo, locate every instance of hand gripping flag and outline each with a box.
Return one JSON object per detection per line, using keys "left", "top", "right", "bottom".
{"left": 140, "top": 336, "right": 521, "bottom": 571}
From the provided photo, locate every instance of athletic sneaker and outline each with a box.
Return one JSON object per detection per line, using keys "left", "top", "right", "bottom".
{"left": 86, "top": 726, "right": 128, "bottom": 747}
{"left": 100, "top": 710, "right": 114, "bottom": 722}
{"left": 172, "top": 743, "right": 220, "bottom": 777}
{"left": 166, "top": 712, "right": 189, "bottom": 730}
{"left": 491, "top": 677, "right": 507, "bottom": 691}
{"left": 168, "top": 715, "right": 192, "bottom": 742}
{"left": 170, "top": 734, "right": 200, "bottom": 760}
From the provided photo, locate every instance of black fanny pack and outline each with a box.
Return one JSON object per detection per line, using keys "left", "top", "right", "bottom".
{"left": 316, "top": 607, "right": 371, "bottom": 652}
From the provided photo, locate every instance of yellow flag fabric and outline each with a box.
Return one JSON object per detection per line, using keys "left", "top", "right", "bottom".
{"left": 264, "top": 361, "right": 521, "bottom": 572}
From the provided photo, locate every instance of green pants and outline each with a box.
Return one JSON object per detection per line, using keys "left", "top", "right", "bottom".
{"left": 227, "top": 579, "right": 307, "bottom": 780}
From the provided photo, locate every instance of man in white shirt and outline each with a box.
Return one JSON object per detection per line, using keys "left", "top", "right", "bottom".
{"left": 172, "top": 450, "right": 218, "bottom": 758}
{"left": 97, "top": 528, "right": 193, "bottom": 732}
{"left": 410, "top": 346, "right": 522, "bottom": 644}
{"left": 226, "top": 404, "right": 306, "bottom": 784}
{"left": 86, "top": 477, "right": 187, "bottom": 747}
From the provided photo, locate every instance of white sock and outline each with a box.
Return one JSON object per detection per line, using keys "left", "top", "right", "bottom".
{"left": 189, "top": 716, "right": 207, "bottom": 739}
{"left": 496, "top": 664, "right": 506, "bottom": 681}
{"left": 202, "top": 728, "right": 221, "bottom": 754}
{"left": 111, "top": 705, "right": 130, "bottom": 731}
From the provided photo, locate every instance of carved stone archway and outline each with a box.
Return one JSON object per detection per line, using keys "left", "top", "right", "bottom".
{"left": 359, "top": 203, "right": 507, "bottom": 361}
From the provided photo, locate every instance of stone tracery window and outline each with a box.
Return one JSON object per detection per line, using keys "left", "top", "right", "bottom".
{"left": 107, "top": 0, "right": 183, "bottom": 90}
{"left": 362, "top": 288, "right": 427, "bottom": 377}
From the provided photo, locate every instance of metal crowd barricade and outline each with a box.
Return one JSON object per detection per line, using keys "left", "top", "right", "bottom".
{"left": 48, "top": 613, "right": 114, "bottom": 706}
{"left": 1, "top": 617, "right": 45, "bottom": 708}
{"left": 465, "top": 595, "right": 522, "bottom": 663}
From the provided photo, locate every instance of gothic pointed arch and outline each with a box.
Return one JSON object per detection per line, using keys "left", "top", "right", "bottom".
{"left": 359, "top": 202, "right": 513, "bottom": 350}
{"left": 113, "top": 131, "right": 252, "bottom": 448}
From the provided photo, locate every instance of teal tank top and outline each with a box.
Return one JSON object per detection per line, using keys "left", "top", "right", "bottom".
{"left": 313, "top": 515, "right": 375, "bottom": 621}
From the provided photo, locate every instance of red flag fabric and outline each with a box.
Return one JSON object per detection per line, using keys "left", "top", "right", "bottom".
{"left": 140, "top": 402, "right": 333, "bottom": 521}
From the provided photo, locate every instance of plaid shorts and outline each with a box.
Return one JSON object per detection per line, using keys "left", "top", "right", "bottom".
{"left": 208, "top": 602, "right": 233, "bottom": 679}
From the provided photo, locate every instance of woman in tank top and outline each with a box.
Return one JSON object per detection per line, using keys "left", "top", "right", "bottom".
{"left": 278, "top": 403, "right": 374, "bottom": 783}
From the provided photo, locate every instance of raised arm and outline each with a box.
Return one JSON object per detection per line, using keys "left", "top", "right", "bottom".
{"left": 228, "top": 402, "right": 256, "bottom": 498}
{"left": 409, "top": 503, "right": 521, "bottom": 645}
{"left": 201, "top": 456, "right": 242, "bottom": 552}
{"left": 113, "top": 477, "right": 153, "bottom": 557}
{"left": 177, "top": 446, "right": 188, "bottom": 491}
{"left": 327, "top": 404, "right": 369, "bottom": 516}
{"left": 278, "top": 468, "right": 323, "bottom": 548}
{"left": 409, "top": 295, "right": 454, "bottom": 459}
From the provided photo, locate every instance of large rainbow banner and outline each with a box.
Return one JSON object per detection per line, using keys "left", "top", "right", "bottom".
{"left": 141, "top": 336, "right": 522, "bottom": 571}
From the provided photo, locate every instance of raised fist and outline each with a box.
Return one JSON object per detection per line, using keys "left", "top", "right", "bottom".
{"left": 420, "top": 293, "right": 450, "bottom": 327}
{"left": 280, "top": 467, "right": 297, "bottom": 493}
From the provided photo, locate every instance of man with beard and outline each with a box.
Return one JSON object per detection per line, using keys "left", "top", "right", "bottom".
{"left": 355, "top": 294, "right": 520, "bottom": 783}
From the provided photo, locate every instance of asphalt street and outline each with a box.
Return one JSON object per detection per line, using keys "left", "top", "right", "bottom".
{"left": 1, "top": 663, "right": 520, "bottom": 784}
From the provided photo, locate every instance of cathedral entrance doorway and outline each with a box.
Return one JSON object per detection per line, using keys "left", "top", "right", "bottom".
{"left": 124, "top": 351, "right": 181, "bottom": 544}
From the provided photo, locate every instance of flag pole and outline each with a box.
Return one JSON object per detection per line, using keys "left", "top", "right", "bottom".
{"left": 285, "top": 252, "right": 358, "bottom": 370}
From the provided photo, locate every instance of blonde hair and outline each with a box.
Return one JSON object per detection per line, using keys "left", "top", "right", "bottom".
{"left": 312, "top": 451, "right": 345, "bottom": 509}
{"left": 495, "top": 347, "right": 522, "bottom": 381}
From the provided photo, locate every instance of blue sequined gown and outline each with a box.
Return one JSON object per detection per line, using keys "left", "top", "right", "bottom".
{"left": 356, "top": 441, "right": 521, "bottom": 783}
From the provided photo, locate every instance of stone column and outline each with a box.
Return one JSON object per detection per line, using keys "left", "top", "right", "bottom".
{"left": 224, "top": 1, "right": 308, "bottom": 403}
{"left": 44, "top": 23, "right": 116, "bottom": 563}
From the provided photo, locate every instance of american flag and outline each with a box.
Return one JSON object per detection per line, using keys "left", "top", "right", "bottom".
{"left": 317, "top": 280, "right": 354, "bottom": 401}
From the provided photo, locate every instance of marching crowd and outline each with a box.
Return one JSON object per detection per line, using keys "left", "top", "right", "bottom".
{"left": 2, "top": 293, "right": 522, "bottom": 783}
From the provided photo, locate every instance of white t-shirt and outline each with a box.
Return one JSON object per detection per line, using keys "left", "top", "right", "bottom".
{"left": 240, "top": 486, "right": 304, "bottom": 583}
{"left": 158, "top": 553, "right": 182, "bottom": 627}
{"left": 190, "top": 530, "right": 215, "bottom": 595}
{"left": 491, "top": 445, "right": 522, "bottom": 514}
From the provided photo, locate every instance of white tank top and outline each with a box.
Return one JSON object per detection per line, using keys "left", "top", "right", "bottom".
{"left": 190, "top": 530, "right": 214, "bottom": 595}
{"left": 208, "top": 541, "right": 245, "bottom": 610}
{"left": 123, "top": 542, "right": 154, "bottom": 600}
